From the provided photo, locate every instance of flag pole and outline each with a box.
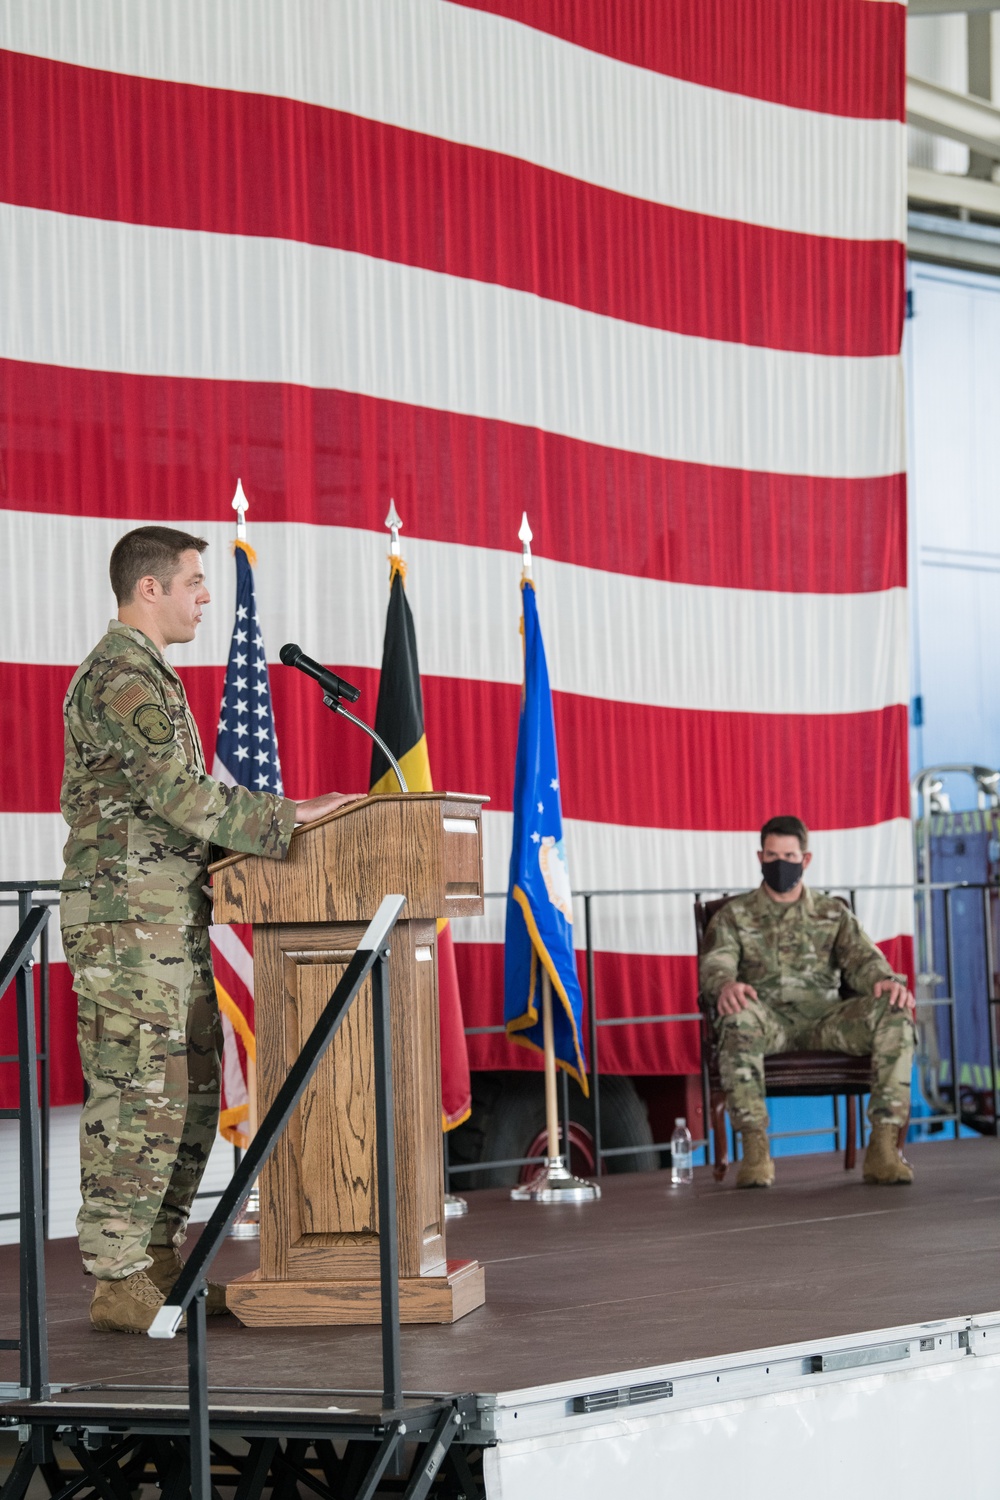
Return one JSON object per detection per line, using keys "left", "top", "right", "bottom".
{"left": 509, "top": 516, "right": 599, "bottom": 1204}
{"left": 227, "top": 477, "right": 262, "bottom": 1240}
{"left": 237, "top": 477, "right": 259, "bottom": 1145}
{"left": 525, "top": 518, "right": 562, "bottom": 1160}
{"left": 381, "top": 502, "right": 470, "bottom": 1220}
{"left": 541, "top": 969, "right": 561, "bottom": 1162}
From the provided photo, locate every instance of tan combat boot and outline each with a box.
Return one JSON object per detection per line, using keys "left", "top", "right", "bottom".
{"left": 737, "top": 1128, "right": 775, "bottom": 1188}
{"left": 90, "top": 1269, "right": 180, "bottom": 1334}
{"left": 146, "top": 1245, "right": 230, "bottom": 1315}
{"left": 863, "top": 1122, "right": 914, "bottom": 1185}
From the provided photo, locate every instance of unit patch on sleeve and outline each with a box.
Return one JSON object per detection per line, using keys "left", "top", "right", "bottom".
{"left": 133, "top": 704, "right": 175, "bottom": 745}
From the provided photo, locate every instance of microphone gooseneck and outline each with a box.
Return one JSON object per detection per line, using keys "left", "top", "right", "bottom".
{"left": 279, "top": 642, "right": 407, "bottom": 792}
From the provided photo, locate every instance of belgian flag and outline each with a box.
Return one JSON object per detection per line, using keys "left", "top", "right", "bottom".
{"left": 370, "top": 557, "right": 472, "bottom": 1129}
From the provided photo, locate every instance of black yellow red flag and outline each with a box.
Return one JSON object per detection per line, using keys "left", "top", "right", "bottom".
{"left": 370, "top": 557, "right": 472, "bottom": 1129}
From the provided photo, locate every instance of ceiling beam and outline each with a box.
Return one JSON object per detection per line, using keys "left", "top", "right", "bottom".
{"left": 909, "top": 164, "right": 1000, "bottom": 214}
{"left": 909, "top": 1, "right": 998, "bottom": 15}
{"left": 907, "top": 74, "right": 1000, "bottom": 160}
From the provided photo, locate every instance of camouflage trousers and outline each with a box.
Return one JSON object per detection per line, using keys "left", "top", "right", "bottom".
{"left": 715, "top": 992, "right": 916, "bottom": 1132}
{"left": 63, "top": 922, "right": 221, "bottom": 1281}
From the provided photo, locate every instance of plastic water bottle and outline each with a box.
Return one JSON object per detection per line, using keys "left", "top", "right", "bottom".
{"left": 670, "top": 1117, "right": 694, "bottom": 1185}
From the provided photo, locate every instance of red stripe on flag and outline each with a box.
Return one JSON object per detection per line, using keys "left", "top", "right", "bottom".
{"left": 209, "top": 928, "right": 255, "bottom": 1029}
{"left": 0, "top": 51, "right": 903, "bottom": 357}
{"left": 7, "top": 669, "right": 911, "bottom": 834}
{"left": 437, "top": 923, "right": 472, "bottom": 1129}
{"left": 458, "top": 946, "right": 702, "bottom": 1075}
{"left": 3, "top": 662, "right": 909, "bottom": 833}
{"left": 447, "top": 0, "right": 906, "bottom": 120}
{"left": 457, "top": 934, "right": 915, "bottom": 1078}
{"left": 0, "top": 361, "right": 907, "bottom": 595}
{"left": 0, "top": 963, "right": 82, "bottom": 1108}
{"left": 0, "top": 940, "right": 915, "bottom": 1107}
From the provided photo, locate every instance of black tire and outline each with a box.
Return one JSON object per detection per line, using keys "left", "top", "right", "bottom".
{"left": 447, "top": 1071, "right": 658, "bottom": 1189}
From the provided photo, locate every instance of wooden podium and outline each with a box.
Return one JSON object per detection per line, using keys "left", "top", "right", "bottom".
{"left": 210, "top": 792, "right": 487, "bottom": 1326}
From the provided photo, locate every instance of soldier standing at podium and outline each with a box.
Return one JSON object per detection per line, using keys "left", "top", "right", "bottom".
{"left": 60, "top": 526, "right": 356, "bottom": 1333}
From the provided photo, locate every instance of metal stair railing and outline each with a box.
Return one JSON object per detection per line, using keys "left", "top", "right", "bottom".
{"left": 0, "top": 901, "right": 52, "bottom": 1404}
{"left": 0, "top": 881, "right": 63, "bottom": 1244}
{"left": 147, "top": 893, "right": 409, "bottom": 1500}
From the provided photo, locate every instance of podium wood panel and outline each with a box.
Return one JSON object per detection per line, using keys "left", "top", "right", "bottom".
{"left": 211, "top": 793, "right": 486, "bottom": 1324}
{"left": 254, "top": 919, "right": 444, "bottom": 1283}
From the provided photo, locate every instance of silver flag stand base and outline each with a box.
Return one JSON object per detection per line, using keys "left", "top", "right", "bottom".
{"left": 510, "top": 1157, "right": 601, "bottom": 1204}
{"left": 229, "top": 1184, "right": 261, "bottom": 1240}
{"left": 444, "top": 1192, "right": 469, "bottom": 1219}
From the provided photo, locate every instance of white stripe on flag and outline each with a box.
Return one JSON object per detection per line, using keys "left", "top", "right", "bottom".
{"left": 220, "top": 1010, "right": 249, "bottom": 1109}
{"left": 209, "top": 920, "right": 256, "bottom": 997}
{"left": 452, "top": 810, "right": 915, "bottom": 955}
{"left": 4, "top": 811, "right": 914, "bottom": 958}
{"left": 2, "top": 513, "right": 909, "bottom": 718}
{"left": 211, "top": 752, "right": 236, "bottom": 789}
{"left": 0, "top": 0, "right": 904, "bottom": 241}
{"left": 0, "top": 204, "right": 905, "bottom": 481}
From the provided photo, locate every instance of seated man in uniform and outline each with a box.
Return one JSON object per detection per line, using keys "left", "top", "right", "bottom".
{"left": 699, "top": 815, "right": 916, "bottom": 1189}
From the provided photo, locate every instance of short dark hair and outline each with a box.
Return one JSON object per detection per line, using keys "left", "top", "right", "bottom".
{"left": 760, "top": 815, "right": 809, "bottom": 851}
{"left": 109, "top": 526, "right": 208, "bottom": 605}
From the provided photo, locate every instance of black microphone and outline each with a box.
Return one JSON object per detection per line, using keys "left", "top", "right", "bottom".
{"left": 279, "top": 643, "right": 361, "bottom": 704}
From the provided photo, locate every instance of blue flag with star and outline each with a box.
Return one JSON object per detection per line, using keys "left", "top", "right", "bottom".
{"left": 504, "top": 579, "right": 588, "bottom": 1090}
{"left": 213, "top": 541, "right": 283, "bottom": 794}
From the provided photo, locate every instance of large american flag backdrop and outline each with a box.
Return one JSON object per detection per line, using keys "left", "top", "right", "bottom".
{"left": 0, "top": 0, "right": 909, "bottom": 1105}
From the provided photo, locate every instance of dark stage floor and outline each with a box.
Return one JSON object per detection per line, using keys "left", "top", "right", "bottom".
{"left": 3, "top": 1139, "right": 999, "bottom": 1402}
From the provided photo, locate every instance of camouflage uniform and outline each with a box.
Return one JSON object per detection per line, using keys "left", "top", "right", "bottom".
{"left": 61, "top": 621, "right": 296, "bottom": 1280}
{"left": 699, "top": 885, "right": 915, "bottom": 1131}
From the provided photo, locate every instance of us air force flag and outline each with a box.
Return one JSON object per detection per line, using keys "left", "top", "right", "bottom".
{"left": 504, "top": 579, "right": 588, "bottom": 1090}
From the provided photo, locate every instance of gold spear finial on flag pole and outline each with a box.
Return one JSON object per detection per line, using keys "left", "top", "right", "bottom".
{"left": 519, "top": 511, "right": 533, "bottom": 580}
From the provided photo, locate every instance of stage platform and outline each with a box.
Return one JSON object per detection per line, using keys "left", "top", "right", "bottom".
{"left": 3, "top": 1139, "right": 1000, "bottom": 1497}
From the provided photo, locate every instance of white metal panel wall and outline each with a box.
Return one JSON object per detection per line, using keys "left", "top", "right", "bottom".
{"left": 484, "top": 1346, "right": 1000, "bottom": 1500}
{"left": 906, "top": 261, "right": 1000, "bottom": 793}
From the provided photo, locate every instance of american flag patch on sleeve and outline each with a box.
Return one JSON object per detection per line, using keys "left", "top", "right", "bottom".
{"left": 109, "top": 681, "right": 152, "bottom": 718}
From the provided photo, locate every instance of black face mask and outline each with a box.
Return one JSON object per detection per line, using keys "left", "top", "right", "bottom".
{"left": 761, "top": 859, "right": 804, "bottom": 894}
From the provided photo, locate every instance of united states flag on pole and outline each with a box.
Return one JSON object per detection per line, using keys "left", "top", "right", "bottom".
{"left": 211, "top": 534, "right": 283, "bottom": 1146}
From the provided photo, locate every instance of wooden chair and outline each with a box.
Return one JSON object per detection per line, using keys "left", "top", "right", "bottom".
{"left": 695, "top": 893, "right": 875, "bottom": 1182}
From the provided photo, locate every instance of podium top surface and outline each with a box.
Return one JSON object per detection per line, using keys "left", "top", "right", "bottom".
{"left": 208, "top": 792, "right": 488, "bottom": 877}
{"left": 210, "top": 791, "right": 488, "bottom": 926}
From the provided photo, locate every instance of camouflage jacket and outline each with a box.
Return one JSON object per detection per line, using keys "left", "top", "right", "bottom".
{"left": 699, "top": 884, "right": 904, "bottom": 1009}
{"left": 61, "top": 622, "right": 297, "bottom": 927}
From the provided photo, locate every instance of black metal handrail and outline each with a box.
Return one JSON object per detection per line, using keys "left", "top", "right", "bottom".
{"left": 147, "top": 893, "right": 408, "bottom": 1500}
{"left": 0, "top": 880, "right": 81, "bottom": 1237}
{"left": 0, "top": 901, "right": 51, "bottom": 1402}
